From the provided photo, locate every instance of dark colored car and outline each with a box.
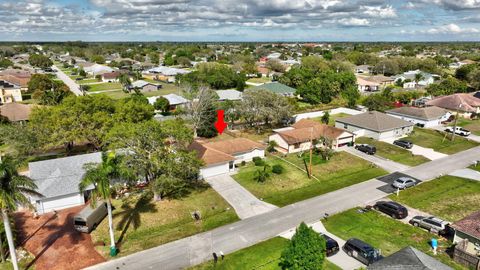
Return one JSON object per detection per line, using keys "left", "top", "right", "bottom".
{"left": 373, "top": 201, "right": 408, "bottom": 219}
{"left": 343, "top": 238, "right": 383, "bottom": 265}
{"left": 393, "top": 139, "right": 413, "bottom": 149}
{"left": 321, "top": 233, "right": 339, "bottom": 257}
{"left": 355, "top": 144, "right": 376, "bottom": 155}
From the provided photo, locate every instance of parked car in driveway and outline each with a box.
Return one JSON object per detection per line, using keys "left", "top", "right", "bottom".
{"left": 355, "top": 144, "right": 376, "bottom": 155}
{"left": 392, "top": 177, "right": 417, "bottom": 189}
{"left": 445, "top": 127, "right": 471, "bottom": 136}
{"left": 343, "top": 238, "right": 383, "bottom": 265}
{"left": 321, "top": 233, "right": 339, "bottom": 257}
{"left": 393, "top": 139, "right": 413, "bottom": 149}
{"left": 409, "top": 216, "right": 452, "bottom": 235}
{"left": 373, "top": 201, "right": 408, "bottom": 219}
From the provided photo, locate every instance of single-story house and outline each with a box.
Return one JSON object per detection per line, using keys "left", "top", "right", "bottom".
{"left": 452, "top": 210, "right": 480, "bottom": 256}
{"left": 148, "top": 94, "right": 189, "bottom": 111}
{"left": 130, "top": 80, "right": 161, "bottom": 92}
{"left": 145, "top": 66, "right": 191, "bottom": 83}
{"left": 251, "top": 82, "right": 296, "bottom": 97}
{"left": 0, "top": 80, "right": 22, "bottom": 103}
{"left": 269, "top": 119, "right": 355, "bottom": 153}
{"left": 101, "top": 71, "right": 122, "bottom": 82}
{"left": 0, "top": 102, "right": 32, "bottom": 122}
{"left": 216, "top": 90, "right": 243, "bottom": 101}
{"left": 335, "top": 111, "right": 414, "bottom": 140}
{"left": 426, "top": 93, "right": 480, "bottom": 118}
{"left": 354, "top": 65, "right": 372, "bottom": 74}
{"left": 386, "top": 106, "right": 451, "bottom": 127}
{"left": 357, "top": 76, "right": 380, "bottom": 92}
{"left": 0, "top": 69, "right": 31, "bottom": 91}
{"left": 368, "top": 246, "right": 452, "bottom": 270}
{"left": 83, "top": 64, "right": 114, "bottom": 76}
{"left": 393, "top": 70, "right": 440, "bottom": 87}
{"left": 189, "top": 138, "right": 265, "bottom": 178}
{"left": 28, "top": 152, "right": 102, "bottom": 214}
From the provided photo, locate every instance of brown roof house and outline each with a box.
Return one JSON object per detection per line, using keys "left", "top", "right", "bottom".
{"left": 189, "top": 138, "right": 265, "bottom": 178}
{"left": 426, "top": 93, "right": 480, "bottom": 118}
{"left": 0, "top": 69, "right": 32, "bottom": 90}
{"left": 269, "top": 119, "right": 355, "bottom": 153}
{"left": 0, "top": 102, "right": 32, "bottom": 122}
{"left": 335, "top": 111, "right": 414, "bottom": 140}
{"left": 386, "top": 106, "right": 451, "bottom": 128}
{"left": 452, "top": 210, "right": 480, "bottom": 257}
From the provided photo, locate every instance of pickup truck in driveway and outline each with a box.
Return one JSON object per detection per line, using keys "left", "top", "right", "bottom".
{"left": 445, "top": 126, "right": 471, "bottom": 136}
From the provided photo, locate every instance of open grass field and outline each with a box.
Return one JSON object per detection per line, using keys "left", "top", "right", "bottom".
{"left": 404, "top": 128, "right": 479, "bottom": 154}
{"left": 88, "top": 82, "right": 123, "bottom": 92}
{"left": 78, "top": 78, "right": 100, "bottom": 84}
{"left": 389, "top": 175, "right": 480, "bottom": 222}
{"left": 449, "top": 118, "right": 480, "bottom": 136}
{"left": 91, "top": 81, "right": 182, "bottom": 99}
{"left": 324, "top": 208, "right": 466, "bottom": 270}
{"left": 189, "top": 237, "right": 341, "bottom": 270}
{"left": 246, "top": 77, "right": 272, "bottom": 84}
{"left": 91, "top": 188, "right": 239, "bottom": 258}
{"left": 233, "top": 152, "right": 387, "bottom": 207}
{"left": 356, "top": 137, "right": 430, "bottom": 166}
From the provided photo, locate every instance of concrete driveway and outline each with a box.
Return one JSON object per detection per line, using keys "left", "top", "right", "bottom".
{"left": 342, "top": 147, "right": 409, "bottom": 173}
{"left": 449, "top": 168, "right": 480, "bottom": 181}
{"left": 205, "top": 174, "right": 277, "bottom": 219}
{"left": 381, "top": 138, "right": 448, "bottom": 160}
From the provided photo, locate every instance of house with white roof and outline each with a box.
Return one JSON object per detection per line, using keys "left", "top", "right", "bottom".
{"left": 83, "top": 64, "right": 114, "bottom": 76}
{"left": 148, "top": 93, "right": 189, "bottom": 110}
{"left": 145, "top": 66, "right": 191, "bottom": 83}
{"left": 216, "top": 90, "right": 243, "bottom": 101}
{"left": 130, "top": 80, "right": 161, "bottom": 92}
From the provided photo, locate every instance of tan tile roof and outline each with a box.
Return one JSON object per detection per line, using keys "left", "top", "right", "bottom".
{"left": 426, "top": 94, "right": 480, "bottom": 113}
{"left": 188, "top": 138, "right": 264, "bottom": 166}
{"left": 451, "top": 210, "right": 480, "bottom": 240}
{"left": 386, "top": 106, "right": 447, "bottom": 120}
{"left": 336, "top": 111, "right": 414, "bottom": 132}
{"left": 0, "top": 72, "right": 31, "bottom": 88}
{"left": 278, "top": 119, "right": 351, "bottom": 144}
{"left": 0, "top": 102, "right": 32, "bottom": 121}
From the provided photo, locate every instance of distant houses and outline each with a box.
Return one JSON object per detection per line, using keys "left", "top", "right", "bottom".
{"left": 386, "top": 106, "right": 451, "bottom": 127}
{"left": 145, "top": 66, "right": 191, "bottom": 83}
{"left": 148, "top": 93, "right": 189, "bottom": 111}
{"left": 251, "top": 82, "right": 296, "bottom": 97}
{"left": 393, "top": 70, "right": 440, "bottom": 88}
{"left": 130, "top": 80, "right": 162, "bottom": 92}
{"left": 216, "top": 90, "right": 243, "bottom": 101}
{"left": 426, "top": 93, "right": 480, "bottom": 118}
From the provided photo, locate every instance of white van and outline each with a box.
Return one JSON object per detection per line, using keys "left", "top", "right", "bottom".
{"left": 74, "top": 203, "right": 108, "bottom": 233}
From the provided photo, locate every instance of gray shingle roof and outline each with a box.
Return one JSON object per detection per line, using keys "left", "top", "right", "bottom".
{"left": 386, "top": 106, "right": 447, "bottom": 121}
{"left": 29, "top": 152, "right": 102, "bottom": 199}
{"left": 368, "top": 246, "right": 453, "bottom": 270}
{"left": 336, "top": 111, "right": 414, "bottom": 132}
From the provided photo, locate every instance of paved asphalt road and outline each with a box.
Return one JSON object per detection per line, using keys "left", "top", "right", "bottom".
{"left": 53, "top": 65, "right": 83, "bottom": 96}
{"left": 87, "top": 146, "right": 480, "bottom": 270}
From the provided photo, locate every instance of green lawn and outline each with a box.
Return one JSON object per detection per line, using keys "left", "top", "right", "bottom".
{"left": 190, "top": 237, "right": 341, "bottom": 270}
{"left": 389, "top": 175, "right": 480, "bottom": 221}
{"left": 91, "top": 188, "right": 239, "bottom": 258}
{"left": 469, "top": 164, "right": 480, "bottom": 172}
{"left": 324, "top": 208, "right": 466, "bottom": 270}
{"left": 356, "top": 137, "right": 430, "bottom": 166}
{"left": 312, "top": 112, "right": 351, "bottom": 126}
{"left": 88, "top": 82, "right": 123, "bottom": 92}
{"left": 92, "top": 81, "right": 182, "bottom": 99}
{"left": 404, "top": 128, "right": 479, "bottom": 154}
{"left": 449, "top": 118, "right": 480, "bottom": 136}
{"left": 78, "top": 78, "right": 100, "bottom": 84}
{"left": 233, "top": 152, "right": 387, "bottom": 207}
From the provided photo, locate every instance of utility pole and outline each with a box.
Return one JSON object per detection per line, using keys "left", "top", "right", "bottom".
{"left": 309, "top": 126, "right": 313, "bottom": 178}
{"left": 451, "top": 104, "right": 462, "bottom": 142}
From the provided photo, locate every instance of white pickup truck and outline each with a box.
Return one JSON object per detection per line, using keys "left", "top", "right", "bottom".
{"left": 445, "top": 126, "right": 471, "bottom": 136}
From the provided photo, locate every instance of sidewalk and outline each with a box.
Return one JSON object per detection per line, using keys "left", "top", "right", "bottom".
{"left": 449, "top": 168, "right": 480, "bottom": 181}
{"left": 342, "top": 147, "right": 410, "bottom": 173}
{"left": 279, "top": 221, "right": 364, "bottom": 270}
{"left": 53, "top": 65, "right": 83, "bottom": 96}
{"left": 381, "top": 138, "right": 448, "bottom": 160}
{"left": 204, "top": 174, "right": 277, "bottom": 219}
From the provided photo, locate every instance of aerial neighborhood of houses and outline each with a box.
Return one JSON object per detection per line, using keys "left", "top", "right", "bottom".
{"left": 1, "top": 40, "right": 480, "bottom": 270}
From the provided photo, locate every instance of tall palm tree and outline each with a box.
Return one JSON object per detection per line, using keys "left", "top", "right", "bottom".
{"left": 0, "top": 156, "right": 40, "bottom": 270}
{"left": 79, "top": 152, "right": 122, "bottom": 257}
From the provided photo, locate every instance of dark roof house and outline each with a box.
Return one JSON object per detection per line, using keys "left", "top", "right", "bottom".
{"left": 336, "top": 111, "right": 414, "bottom": 132}
{"left": 368, "top": 246, "right": 452, "bottom": 270}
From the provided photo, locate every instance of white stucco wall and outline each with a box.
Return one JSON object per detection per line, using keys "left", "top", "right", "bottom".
{"left": 294, "top": 107, "right": 363, "bottom": 122}
{"left": 35, "top": 193, "right": 85, "bottom": 214}
{"left": 335, "top": 122, "right": 413, "bottom": 140}
{"left": 200, "top": 163, "right": 230, "bottom": 178}
{"left": 386, "top": 114, "right": 442, "bottom": 128}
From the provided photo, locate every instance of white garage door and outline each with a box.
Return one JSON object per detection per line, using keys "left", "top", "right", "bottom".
{"left": 200, "top": 163, "right": 230, "bottom": 178}
{"left": 37, "top": 193, "right": 85, "bottom": 214}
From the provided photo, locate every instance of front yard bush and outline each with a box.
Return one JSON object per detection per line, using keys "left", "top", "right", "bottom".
{"left": 253, "top": 157, "right": 265, "bottom": 166}
{"left": 272, "top": 164, "right": 284, "bottom": 174}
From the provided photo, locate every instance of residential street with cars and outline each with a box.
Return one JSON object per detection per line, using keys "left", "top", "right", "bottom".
{"left": 88, "top": 146, "right": 480, "bottom": 270}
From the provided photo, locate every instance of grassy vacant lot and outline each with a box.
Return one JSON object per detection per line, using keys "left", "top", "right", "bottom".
{"left": 324, "top": 208, "right": 466, "bottom": 270}
{"left": 78, "top": 78, "right": 100, "bottom": 84}
{"left": 91, "top": 188, "right": 239, "bottom": 258}
{"left": 449, "top": 118, "right": 480, "bottom": 136}
{"left": 93, "top": 82, "right": 182, "bottom": 99}
{"left": 190, "top": 237, "right": 341, "bottom": 270}
{"left": 88, "top": 82, "right": 123, "bottom": 92}
{"left": 404, "top": 128, "right": 479, "bottom": 154}
{"left": 247, "top": 77, "right": 272, "bottom": 84}
{"left": 356, "top": 137, "right": 430, "bottom": 166}
{"left": 312, "top": 112, "right": 351, "bottom": 126}
{"left": 233, "top": 152, "right": 387, "bottom": 207}
{"left": 389, "top": 176, "right": 480, "bottom": 221}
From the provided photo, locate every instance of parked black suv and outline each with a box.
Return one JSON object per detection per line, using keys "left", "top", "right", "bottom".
{"left": 355, "top": 144, "right": 376, "bottom": 155}
{"left": 321, "top": 233, "right": 339, "bottom": 257}
{"left": 373, "top": 201, "right": 408, "bottom": 219}
{"left": 393, "top": 139, "right": 413, "bottom": 149}
{"left": 343, "top": 238, "right": 383, "bottom": 265}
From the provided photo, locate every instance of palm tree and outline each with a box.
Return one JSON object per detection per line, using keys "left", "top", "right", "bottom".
{"left": 0, "top": 155, "right": 40, "bottom": 270}
{"left": 118, "top": 74, "right": 131, "bottom": 93}
{"left": 79, "top": 152, "right": 123, "bottom": 257}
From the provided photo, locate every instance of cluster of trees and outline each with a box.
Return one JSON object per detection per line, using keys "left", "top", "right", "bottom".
{"left": 28, "top": 54, "right": 53, "bottom": 69}
{"left": 0, "top": 58, "right": 13, "bottom": 69}
{"left": 28, "top": 74, "right": 72, "bottom": 105}
{"left": 426, "top": 77, "right": 468, "bottom": 97}
{"left": 178, "top": 62, "right": 246, "bottom": 90}
{"left": 279, "top": 56, "right": 359, "bottom": 106}
{"left": 372, "top": 57, "right": 441, "bottom": 76}
{"left": 362, "top": 88, "right": 423, "bottom": 111}
{"left": 455, "top": 64, "right": 480, "bottom": 91}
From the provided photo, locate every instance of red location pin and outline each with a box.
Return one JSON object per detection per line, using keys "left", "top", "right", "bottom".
{"left": 214, "top": 110, "right": 228, "bottom": 134}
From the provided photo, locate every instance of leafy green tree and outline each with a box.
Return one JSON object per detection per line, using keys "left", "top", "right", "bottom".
{"left": 373, "top": 59, "right": 399, "bottom": 76}
{"left": 362, "top": 93, "right": 393, "bottom": 112}
{"left": 426, "top": 77, "right": 468, "bottom": 97}
{"left": 455, "top": 64, "right": 477, "bottom": 81}
{"left": 79, "top": 68, "right": 87, "bottom": 77}
{"left": 153, "top": 97, "right": 170, "bottom": 113}
{"left": 90, "top": 55, "right": 105, "bottom": 64}
{"left": 118, "top": 73, "right": 131, "bottom": 92}
{"left": 0, "top": 58, "right": 13, "bottom": 69}
{"left": 80, "top": 152, "right": 123, "bottom": 256}
{"left": 28, "top": 54, "right": 53, "bottom": 69}
{"left": 0, "top": 156, "right": 40, "bottom": 270}
{"left": 321, "top": 111, "right": 330, "bottom": 124}
{"left": 253, "top": 165, "right": 270, "bottom": 183}
{"left": 468, "top": 69, "right": 480, "bottom": 90}
{"left": 114, "top": 95, "right": 154, "bottom": 123}
{"left": 29, "top": 74, "right": 72, "bottom": 105}
{"left": 279, "top": 222, "right": 326, "bottom": 270}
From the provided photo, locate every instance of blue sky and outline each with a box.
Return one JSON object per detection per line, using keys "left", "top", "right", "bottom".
{"left": 1, "top": 0, "right": 480, "bottom": 41}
